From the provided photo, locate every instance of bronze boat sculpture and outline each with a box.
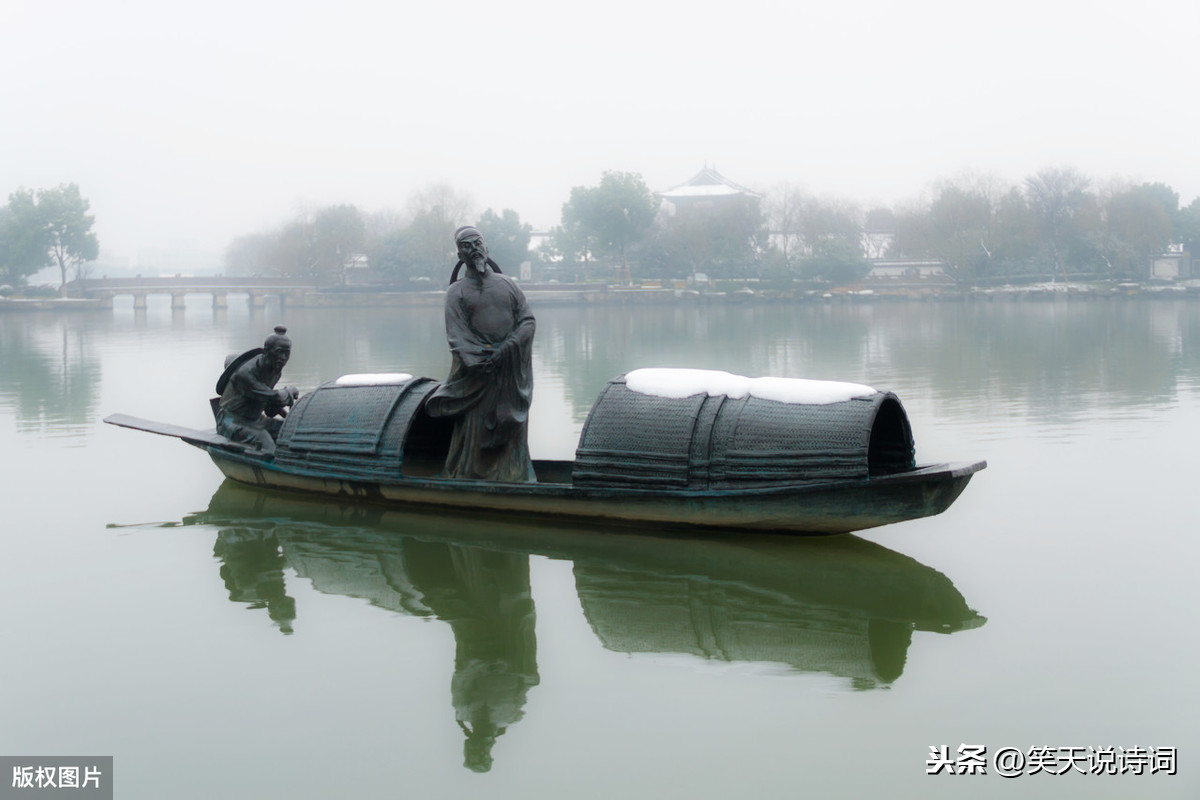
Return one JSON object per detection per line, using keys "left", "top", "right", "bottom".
{"left": 105, "top": 368, "right": 985, "bottom": 535}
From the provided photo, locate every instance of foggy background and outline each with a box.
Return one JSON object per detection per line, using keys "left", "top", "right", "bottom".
{"left": 2, "top": 0, "right": 1197, "bottom": 269}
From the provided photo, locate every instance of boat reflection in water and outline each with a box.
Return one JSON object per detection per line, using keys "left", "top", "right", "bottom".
{"left": 188, "top": 482, "right": 985, "bottom": 770}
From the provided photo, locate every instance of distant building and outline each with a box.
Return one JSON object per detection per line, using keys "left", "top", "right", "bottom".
{"left": 657, "top": 165, "right": 762, "bottom": 214}
{"left": 655, "top": 166, "right": 766, "bottom": 282}
{"left": 1150, "top": 244, "right": 1192, "bottom": 280}
{"left": 866, "top": 259, "right": 952, "bottom": 282}
{"left": 343, "top": 254, "right": 373, "bottom": 285}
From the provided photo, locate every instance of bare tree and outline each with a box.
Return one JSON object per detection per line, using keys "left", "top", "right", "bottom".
{"left": 766, "top": 184, "right": 808, "bottom": 268}
{"left": 1024, "top": 167, "right": 1092, "bottom": 283}
{"left": 404, "top": 184, "right": 473, "bottom": 279}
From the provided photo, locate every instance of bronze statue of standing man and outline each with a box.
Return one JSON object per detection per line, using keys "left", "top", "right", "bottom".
{"left": 426, "top": 226, "right": 536, "bottom": 482}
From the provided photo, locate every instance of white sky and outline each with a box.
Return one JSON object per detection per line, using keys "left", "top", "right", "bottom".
{"left": 3, "top": 0, "right": 1198, "bottom": 261}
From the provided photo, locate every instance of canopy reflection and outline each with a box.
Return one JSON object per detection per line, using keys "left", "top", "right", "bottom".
{"left": 184, "top": 481, "right": 984, "bottom": 768}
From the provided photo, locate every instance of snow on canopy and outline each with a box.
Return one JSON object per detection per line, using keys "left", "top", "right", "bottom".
{"left": 334, "top": 373, "right": 414, "bottom": 386}
{"left": 624, "top": 368, "right": 877, "bottom": 405}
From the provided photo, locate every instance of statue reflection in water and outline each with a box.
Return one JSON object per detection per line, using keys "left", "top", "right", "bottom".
{"left": 403, "top": 541, "right": 538, "bottom": 772}
{"left": 209, "top": 516, "right": 538, "bottom": 773}
{"left": 198, "top": 483, "right": 983, "bottom": 769}
{"left": 212, "top": 528, "right": 297, "bottom": 635}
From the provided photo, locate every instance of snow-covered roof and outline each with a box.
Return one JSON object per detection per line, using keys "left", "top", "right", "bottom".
{"left": 657, "top": 166, "right": 762, "bottom": 200}
{"left": 658, "top": 183, "right": 747, "bottom": 199}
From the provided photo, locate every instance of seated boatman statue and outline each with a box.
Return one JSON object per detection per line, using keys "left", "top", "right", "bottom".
{"left": 214, "top": 325, "right": 300, "bottom": 457}
{"left": 425, "top": 226, "right": 536, "bottom": 482}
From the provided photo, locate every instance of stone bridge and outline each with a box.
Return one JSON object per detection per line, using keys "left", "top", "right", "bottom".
{"left": 69, "top": 276, "right": 325, "bottom": 310}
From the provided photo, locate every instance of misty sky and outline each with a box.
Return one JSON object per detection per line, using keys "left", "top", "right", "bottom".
{"left": 3, "top": 0, "right": 1198, "bottom": 262}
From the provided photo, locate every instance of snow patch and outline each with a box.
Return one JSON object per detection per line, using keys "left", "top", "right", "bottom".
{"left": 335, "top": 373, "right": 414, "bottom": 386}
{"left": 624, "top": 368, "right": 876, "bottom": 405}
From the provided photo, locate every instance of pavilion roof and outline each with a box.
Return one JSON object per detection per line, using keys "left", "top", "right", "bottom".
{"left": 658, "top": 166, "right": 762, "bottom": 200}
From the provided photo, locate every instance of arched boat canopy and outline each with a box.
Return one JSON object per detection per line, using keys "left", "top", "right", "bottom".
{"left": 273, "top": 375, "right": 452, "bottom": 480}
{"left": 573, "top": 370, "right": 915, "bottom": 490}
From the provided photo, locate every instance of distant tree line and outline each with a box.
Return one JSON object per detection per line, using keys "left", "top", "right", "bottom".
{"left": 1, "top": 184, "right": 99, "bottom": 295}
{"left": 544, "top": 168, "right": 1200, "bottom": 286}
{"left": 8, "top": 169, "right": 1187, "bottom": 294}
{"left": 887, "top": 169, "right": 1200, "bottom": 283}
{"left": 224, "top": 184, "right": 532, "bottom": 285}
{"left": 562, "top": 168, "right": 1200, "bottom": 285}
{"left": 4, "top": 167, "right": 1176, "bottom": 291}
{"left": 219, "top": 167, "right": 1200, "bottom": 287}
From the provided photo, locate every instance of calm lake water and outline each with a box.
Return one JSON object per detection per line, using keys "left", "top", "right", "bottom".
{"left": 2, "top": 297, "right": 1197, "bottom": 799}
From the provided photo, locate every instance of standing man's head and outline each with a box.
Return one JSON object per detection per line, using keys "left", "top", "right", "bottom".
{"left": 263, "top": 325, "right": 292, "bottom": 369}
{"left": 455, "top": 226, "right": 489, "bottom": 274}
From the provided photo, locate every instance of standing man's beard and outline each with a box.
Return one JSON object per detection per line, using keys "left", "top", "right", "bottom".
{"left": 461, "top": 245, "right": 487, "bottom": 271}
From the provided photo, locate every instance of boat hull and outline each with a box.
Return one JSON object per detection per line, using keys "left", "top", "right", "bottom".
{"left": 202, "top": 444, "right": 984, "bottom": 535}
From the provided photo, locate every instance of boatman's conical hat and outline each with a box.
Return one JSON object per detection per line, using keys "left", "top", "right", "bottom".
{"left": 215, "top": 326, "right": 289, "bottom": 394}
{"left": 215, "top": 347, "right": 263, "bottom": 395}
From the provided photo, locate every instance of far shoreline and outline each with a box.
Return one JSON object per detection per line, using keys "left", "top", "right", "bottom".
{"left": 4, "top": 279, "right": 1200, "bottom": 312}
